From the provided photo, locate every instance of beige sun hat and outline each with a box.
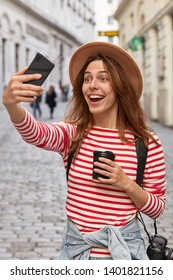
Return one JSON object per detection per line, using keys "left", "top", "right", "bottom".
{"left": 69, "top": 41, "right": 143, "bottom": 98}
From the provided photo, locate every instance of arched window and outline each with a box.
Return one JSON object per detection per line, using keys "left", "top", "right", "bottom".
{"left": 140, "top": 13, "right": 145, "bottom": 26}
{"left": 137, "top": 1, "right": 145, "bottom": 28}
{"left": 130, "top": 12, "right": 134, "bottom": 27}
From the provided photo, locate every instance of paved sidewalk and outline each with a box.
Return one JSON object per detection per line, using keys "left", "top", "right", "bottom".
{"left": 142, "top": 121, "right": 173, "bottom": 248}
{"left": 0, "top": 102, "right": 68, "bottom": 259}
{"left": 0, "top": 101, "right": 173, "bottom": 259}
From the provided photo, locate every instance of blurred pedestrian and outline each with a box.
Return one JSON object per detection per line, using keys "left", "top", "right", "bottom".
{"left": 62, "top": 85, "right": 69, "bottom": 102}
{"left": 45, "top": 85, "right": 57, "bottom": 119}
{"left": 31, "top": 95, "right": 42, "bottom": 118}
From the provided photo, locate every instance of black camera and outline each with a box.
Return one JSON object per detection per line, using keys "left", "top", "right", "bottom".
{"left": 147, "top": 234, "right": 173, "bottom": 260}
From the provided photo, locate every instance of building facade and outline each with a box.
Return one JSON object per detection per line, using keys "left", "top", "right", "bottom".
{"left": 0, "top": 0, "right": 95, "bottom": 103}
{"left": 115, "top": 0, "right": 173, "bottom": 126}
{"left": 95, "top": 0, "right": 119, "bottom": 44}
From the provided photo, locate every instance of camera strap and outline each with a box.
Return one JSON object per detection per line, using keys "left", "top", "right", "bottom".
{"left": 135, "top": 137, "right": 158, "bottom": 242}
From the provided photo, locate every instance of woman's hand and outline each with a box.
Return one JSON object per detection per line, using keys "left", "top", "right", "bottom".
{"left": 2, "top": 67, "right": 44, "bottom": 106}
{"left": 93, "top": 157, "right": 133, "bottom": 190}
{"left": 2, "top": 67, "right": 44, "bottom": 123}
{"left": 93, "top": 157, "right": 148, "bottom": 208}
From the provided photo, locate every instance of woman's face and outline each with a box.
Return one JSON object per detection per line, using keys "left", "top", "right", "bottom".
{"left": 82, "top": 60, "right": 117, "bottom": 125}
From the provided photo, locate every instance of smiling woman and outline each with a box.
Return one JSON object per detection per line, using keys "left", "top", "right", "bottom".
{"left": 2, "top": 41, "right": 166, "bottom": 260}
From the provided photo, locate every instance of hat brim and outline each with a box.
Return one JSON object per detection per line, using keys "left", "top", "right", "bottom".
{"left": 69, "top": 41, "right": 143, "bottom": 98}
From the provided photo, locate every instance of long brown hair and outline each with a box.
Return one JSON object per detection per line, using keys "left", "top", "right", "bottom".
{"left": 65, "top": 54, "right": 155, "bottom": 155}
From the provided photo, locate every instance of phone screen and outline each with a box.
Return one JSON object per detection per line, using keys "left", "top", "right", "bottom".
{"left": 24, "top": 53, "right": 55, "bottom": 85}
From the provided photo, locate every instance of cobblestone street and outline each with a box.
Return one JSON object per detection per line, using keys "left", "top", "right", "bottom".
{"left": 141, "top": 120, "right": 173, "bottom": 250}
{"left": 0, "top": 101, "right": 173, "bottom": 259}
{"left": 0, "top": 102, "right": 67, "bottom": 259}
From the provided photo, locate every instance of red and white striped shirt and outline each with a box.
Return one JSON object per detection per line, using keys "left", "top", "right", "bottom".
{"left": 13, "top": 110, "right": 166, "bottom": 258}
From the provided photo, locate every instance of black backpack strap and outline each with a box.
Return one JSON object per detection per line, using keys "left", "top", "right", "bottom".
{"left": 135, "top": 138, "right": 148, "bottom": 187}
{"left": 66, "top": 151, "right": 74, "bottom": 180}
{"left": 135, "top": 138, "right": 155, "bottom": 242}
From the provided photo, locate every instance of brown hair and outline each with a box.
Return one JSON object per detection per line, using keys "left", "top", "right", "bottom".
{"left": 65, "top": 54, "right": 155, "bottom": 155}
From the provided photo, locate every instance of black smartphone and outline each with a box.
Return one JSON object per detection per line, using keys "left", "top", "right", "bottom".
{"left": 24, "top": 53, "right": 55, "bottom": 85}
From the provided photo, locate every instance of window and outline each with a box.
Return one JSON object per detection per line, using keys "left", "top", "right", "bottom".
{"left": 108, "top": 16, "right": 113, "bottom": 25}
{"left": 60, "top": 0, "right": 64, "bottom": 9}
{"left": 26, "top": 48, "right": 30, "bottom": 66}
{"left": 140, "top": 14, "right": 145, "bottom": 26}
{"left": 130, "top": 12, "right": 134, "bottom": 27}
{"left": 15, "top": 43, "right": 19, "bottom": 72}
{"left": 109, "top": 36, "right": 114, "bottom": 43}
{"left": 2, "top": 39, "right": 6, "bottom": 82}
{"left": 59, "top": 43, "right": 64, "bottom": 80}
{"left": 67, "top": 0, "right": 71, "bottom": 7}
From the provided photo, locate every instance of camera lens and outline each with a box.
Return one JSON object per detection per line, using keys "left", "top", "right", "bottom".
{"left": 165, "top": 247, "right": 173, "bottom": 260}
{"left": 147, "top": 235, "right": 167, "bottom": 260}
{"left": 93, "top": 150, "right": 115, "bottom": 180}
{"left": 147, "top": 245, "right": 166, "bottom": 260}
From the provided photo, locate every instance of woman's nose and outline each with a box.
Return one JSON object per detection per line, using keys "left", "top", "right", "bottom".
{"left": 89, "top": 78, "right": 99, "bottom": 89}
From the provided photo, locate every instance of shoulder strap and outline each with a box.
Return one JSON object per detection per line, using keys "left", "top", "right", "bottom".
{"left": 66, "top": 151, "right": 74, "bottom": 180}
{"left": 135, "top": 138, "right": 148, "bottom": 186}
{"left": 135, "top": 138, "right": 156, "bottom": 241}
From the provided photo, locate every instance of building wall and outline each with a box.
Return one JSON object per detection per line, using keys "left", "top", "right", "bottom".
{"left": 114, "top": 0, "right": 173, "bottom": 126}
{"left": 0, "top": 0, "right": 96, "bottom": 104}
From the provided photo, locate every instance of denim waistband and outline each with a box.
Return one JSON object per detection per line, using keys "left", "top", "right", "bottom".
{"left": 59, "top": 218, "right": 148, "bottom": 260}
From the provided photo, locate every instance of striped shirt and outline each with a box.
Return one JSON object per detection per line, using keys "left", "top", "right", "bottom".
{"left": 13, "top": 109, "right": 166, "bottom": 258}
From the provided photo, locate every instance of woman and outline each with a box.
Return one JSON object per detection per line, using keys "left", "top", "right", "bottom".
{"left": 45, "top": 85, "right": 57, "bottom": 118}
{"left": 2, "top": 42, "right": 166, "bottom": 260}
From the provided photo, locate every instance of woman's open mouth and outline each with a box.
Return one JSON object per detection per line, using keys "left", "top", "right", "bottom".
{"left": 89, "top": 95, "right": 105, "bottom": 103}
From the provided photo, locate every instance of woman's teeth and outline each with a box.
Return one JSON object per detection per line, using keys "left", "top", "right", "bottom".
{"left": 89, "top": 95, "right": 104, "bottom": 102}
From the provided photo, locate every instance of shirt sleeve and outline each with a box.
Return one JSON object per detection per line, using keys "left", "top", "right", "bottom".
{"left": 137, "top": 133, "right": 166, "bottom": 219}
{"left": 12, "top": 108, "right": 75, "bottom": 160}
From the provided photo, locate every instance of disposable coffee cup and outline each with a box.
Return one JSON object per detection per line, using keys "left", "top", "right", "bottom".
{"left": 93, "top": 150, "right": 115, "bottom": 180}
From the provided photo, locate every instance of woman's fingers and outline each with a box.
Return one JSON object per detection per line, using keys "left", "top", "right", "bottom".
{"left": 12, "top": 85, "right": 43, "bottom": 103}
{"left": 13, "top": 67, "right": 28, "bottom": 76}
{"left": 19, "top": 82, "right": 44, "bottom": 93}
{"left": 93, "top": 158, "right": 115, "bottom": 172}
{"left": 14, "top": 94, "right": 38, "bottom": 103}
{"left": 12, "top": 72, "right": 42, "bottom": 84}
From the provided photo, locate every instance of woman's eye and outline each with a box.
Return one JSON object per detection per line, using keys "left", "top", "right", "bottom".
{"left": 84, "top": 76, "right": 92, "bottom": 82}
{"left": 100, "top": 76, "right": 108, "bottom": 81}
